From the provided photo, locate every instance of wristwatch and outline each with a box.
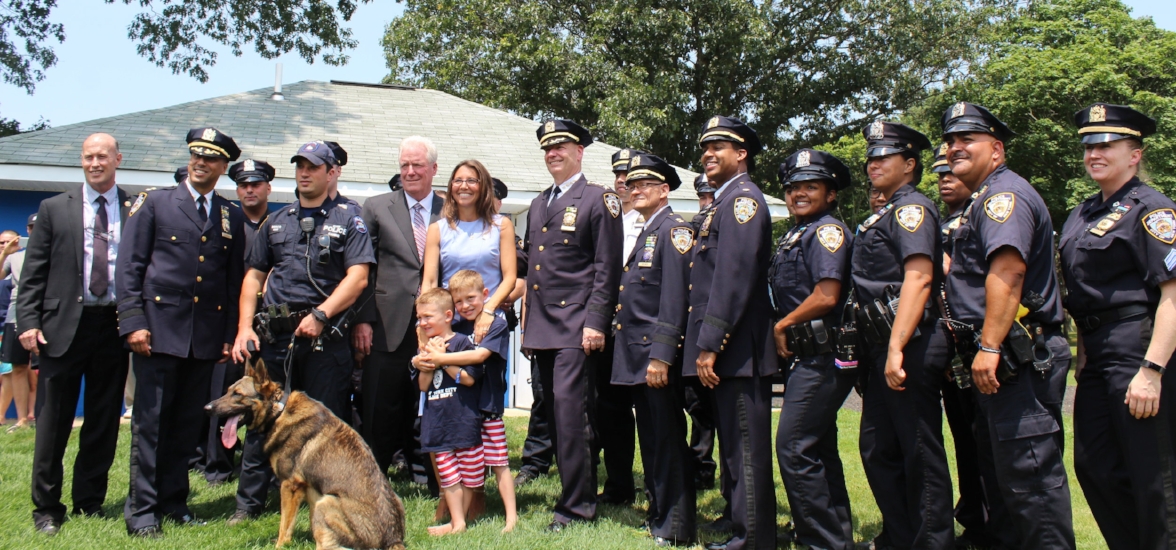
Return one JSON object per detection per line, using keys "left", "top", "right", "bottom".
{"left": 310, "top": 307, "right": 329, "bottom": 325}
{"left": 978, "top": 344, "right": 1001, "bottom": 355}
{"left": 1142, "top": 360, "right": 1167, "bottom": 375}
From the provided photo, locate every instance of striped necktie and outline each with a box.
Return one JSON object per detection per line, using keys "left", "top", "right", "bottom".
{"left": 412, "top": 203, "right": 426, "bottom": 261}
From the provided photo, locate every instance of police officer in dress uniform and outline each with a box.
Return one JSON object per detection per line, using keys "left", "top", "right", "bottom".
{"left": 522, "top": 120, "right": 624, "bottom": 531}
{"left": 686, "top": 173, "right": 720, "bottom": 495}
{"left": 1062, "top": 104, "right": 1176, "bottom": 550}
{"left": 933, "top": 144, "right": 997, "bottom": 547}
{"left": 942, "top": 102, "right": 1074, "bottom": 549}
{"left": 612, "top": 154, "right": 697, "bottom": 547}
{"left": 771, "top": 149, "right": 855, "bottom": 550}
{"left": 119, "top": 127, "right": 247, "bottom": 537}
{"left": 854, "top": 121, "right": 954, "bottom": 550}
{"left": 229, "top": 141, "right": 375, "bottom": 519}
{"left": 683, "top": 116, "right": 776, "bottom": 550}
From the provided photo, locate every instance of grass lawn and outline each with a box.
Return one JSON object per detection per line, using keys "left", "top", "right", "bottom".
{"left": 0, "top": 410, "right": 1105, "bottom": 549}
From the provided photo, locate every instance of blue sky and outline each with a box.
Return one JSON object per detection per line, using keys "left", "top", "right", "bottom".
{"left": 2, "top": 0, "right": 1173, "bottom": 127}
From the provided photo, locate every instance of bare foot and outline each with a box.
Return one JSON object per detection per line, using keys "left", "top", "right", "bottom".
{"left": 427, "top": 522, "right": 466, "bottom": 536}
{"left": 502, "top": 516, "right": 517, "bottom": 533}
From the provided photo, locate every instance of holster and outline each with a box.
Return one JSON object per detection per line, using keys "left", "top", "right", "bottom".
{"left": 785, "top": 319, "right": 835, "bottom": 359}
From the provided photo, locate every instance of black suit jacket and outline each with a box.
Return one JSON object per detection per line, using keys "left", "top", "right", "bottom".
{"left": 355, "top": 190, "right": 444, "bottom": 352}
{"left": 17, "top": 184, "right": 131, "bottom": 358}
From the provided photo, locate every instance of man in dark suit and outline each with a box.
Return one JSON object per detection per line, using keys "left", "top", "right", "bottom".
{"left": 18, "top": 133, "right": 132, "bottom": 536}
{"left": 522, "top": 119, "right": 624, "bottom": 531}
{"left": 353, "top": 135, "right": 445, "bottom": 481}
{"left": 117, "top": 127, "right": 246, "bottom": 538}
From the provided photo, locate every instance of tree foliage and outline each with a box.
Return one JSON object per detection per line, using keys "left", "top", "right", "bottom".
{"left": 0, "top": 0, "right": 63, "bottom": 94}
{"left": 0, "top": 114, "right": 47, "bottom": 137}
{"left": 383, "top": 0, "right": 1011, "bottom": 194}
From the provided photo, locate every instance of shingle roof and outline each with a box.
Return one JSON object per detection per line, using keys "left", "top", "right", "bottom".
{"left": 0, "top": 80, "right": 721, "bottom": 201}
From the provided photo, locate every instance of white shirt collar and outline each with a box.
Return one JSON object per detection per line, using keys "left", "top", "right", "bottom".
{"left": 83, "top": 182, "right": 119, "bottom": 206}
{"left": 644, "top": 204, "right": 671, "bottom": 225}
{"left": 185, "top": 180, "right": 215, "bottom": 205}
{"left": 406, "top": 190, "right": 435, "bottom": 211}
{"left": 713, "top": 172, "right": 746, "bottom": 200}
{"left": 552, "top": 172, "right": 583, "bottom": 195}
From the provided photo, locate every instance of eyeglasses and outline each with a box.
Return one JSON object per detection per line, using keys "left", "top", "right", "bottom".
{"left": 868, "top": 188, "right": 883, "bottom": 197}
{"left": 629, "top": 180, "right": 666, "bottom": 191}
{"left": 317, "top": 234, "right": 331, "bottom": 265}
{"left": 452, "top": 178, "right": 480, "bottom": 187}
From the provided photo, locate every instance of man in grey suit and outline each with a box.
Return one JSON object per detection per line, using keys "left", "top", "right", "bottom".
{"left": 18, "top": 133, "right": 131, "bottom": 535}
{"left": 353, "top": 135, "right": 445, "bottom": 480}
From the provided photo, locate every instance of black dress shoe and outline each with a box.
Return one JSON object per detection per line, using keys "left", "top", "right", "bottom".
{"left": 700, "top": 517, "right": 733, "bottom": 533}
{"left": 226, "top": 510, "right": 257, "bottom": 526}
{"left": 654, "top": 535, "right": 694, "bottom": 547}
{"left": 597, "top": 492, "right": 635, "bottom": 505}
{"left": 129, "top": 525, "right": 163, "bottom": 538}
{"left": 35, "top": 519, "right": 61, "bottom": 536}
{"left": 546, "top": 520, "right": 568, "bottom": 533}
{"left": 705, "top": 537, "right": 735, "bottom": 550}
{"left": 514, "top": 469, "right": 541, "bottom": 487}
{"left": 168, "top": 513, "right": 207, "bottom": 526}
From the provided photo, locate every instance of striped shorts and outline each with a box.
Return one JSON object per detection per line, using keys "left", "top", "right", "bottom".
{"left": 434, "top": 446, "right": 485, "bottom": 488}
{"left": 481, "top": 418, "right": 509, "bottom": 467}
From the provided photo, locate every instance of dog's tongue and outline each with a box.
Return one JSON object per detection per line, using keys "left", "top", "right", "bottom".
{"left": 222, "top": 415, "right": 242, "bottom": 449}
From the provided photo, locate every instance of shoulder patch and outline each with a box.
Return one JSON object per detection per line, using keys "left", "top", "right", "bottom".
{"left": 353, "top": 216, "right": 368, "bottom": 234}
{"left": 1143, "top": 208, "right": 1176, "bottom": 245}
{"left": 129, "top": 192, "right": 147, "bottom": 216}
{"left": 984, "top": 192, "right": 1015, "bottom": 223}
{"left": 895, "top": 205, "right": 925, "bottom": 233}
{"left": 671, "top": 227, "right": 694, "bottom": 254}
{"left": 733, "top": 197, "right": 758, "bottom": 224}
{"left": 603, "top": 192, "right": 621, "bottom": 218}
{"left": 816, "top": 224, "right": 845, "bottom": 252}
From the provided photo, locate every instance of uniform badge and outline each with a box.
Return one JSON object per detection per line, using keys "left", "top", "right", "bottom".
{"left": 1089, "top": 104, "right": 1106, "bottom": 123}
{"left": 1143, "top": 209, "right": 1176, "bottom": 244}
{"left": 817, "top": 224, "right": 845, "bottom": 252}
{"left": 638, "top": 235, "right": 656, "bottom": 268}
{"left": 733, "top": 197, "right": 757, "bottom": 224}
{"left": 561, "top": 207, "right": 578, "bottom": 231}
{"left": 243, "top": 159, "right": 255, "bottom": 172}
{"left": 129, "top": 192, "right": 147, "bottom": 216}
{"left": 221, "top": 205, "right": 232, "bottom": 238}
{"left": 603, "top": 193, "right": 621, "bottom": 219}
{"left": 699, "top": 209, "right": 714, "bottom": 236}
{"left": 952, "top": 102, "right": 966, "bottom": 118}
{"left": 619, "top": 149, "right": 630, "bottom": 160}
{"left": 354, "top": 216, "right": 368, "bottom": 234}
{"left": 671, "top": 227, "right": 693, "bottom": 254}
{"left": 895, "top": 205, "right": 925, "bottom": 233}
{"left": 432, "top": 369, "right": 444, "bottom": 390}
{"left": 544, "top": 121, "right": 555, "bottom": 133}
{"left": 634, "top": 214, "right": 645, "bottom": 230}
{"left": 796, "top": 150, "right": 810, "bottom": 168}
{"left": 868, "top": 121, "right": 885, "bottom": 140}
{"left": 707, "top": 116, "right": 720, "bottom": 129}
{"left": 201, "top": 128, "right": 217, "bottom": 141}
{"left": 984, "top": 193, "right": 1015, "bottom": 223}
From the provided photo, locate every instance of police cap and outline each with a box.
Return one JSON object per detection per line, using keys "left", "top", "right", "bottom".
{"left": 779, "top": 149, "right": 852, "bottom": 191}
{"left": 625, "top": 153, "right": 682, "bottom": 191}
{"left": 290, "top": 141, "right": 338, "bottom": 167}
{"left": 694, "top": 173, "right": 717, "bottom": 195}
{"left": 931, "top": 143, "right": 952, "bottom": 174}
{"left": 611, "top": 147, "right": 645, "bottom": 173}
{"left": 940, "top": 102, "right": 1014, "bottom": 141}
{"left": 186, "top": 127, "right": 241, "bottom": 161}
{"left": 324, "top": 141, "right": 348, "bottom": 166}
{"left": 537, "top": 119, "right": 593, "bottom": 148}
{"left": 492, "top": 177, "right": 509, "bottom": 200}
{"left": 863, "top": 121, "right": 932, "bottom": 159}
{"left": 174, "top": 166, "right": 188, "bottom": 183}
{"left": 1073, "top": 103, "right": 1156, "bottom": 145}
{"left": 698, "top": 115, "right": 763, "bottom": 157}
{"left": 388, "top": 174, "right": 402, "bottom": 192}
{"left": 230, "top": 159, "right": 276, "bottom": 184}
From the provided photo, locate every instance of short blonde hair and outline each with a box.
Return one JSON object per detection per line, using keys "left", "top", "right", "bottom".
{"left": 416, "top": 287, "right": 454, "bottom": 313}
{"left": 447, "top": 270, "right": 486, "bottom": 296}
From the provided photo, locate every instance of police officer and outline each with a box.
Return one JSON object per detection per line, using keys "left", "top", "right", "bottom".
{"left": 118, "top": 127, "right": 247, "bottom": 537}
{"left": 522, "top": 119, "right": 623, "bottom": 531}
{"left": 687, "top": 171, "right": 720, "bottom": 495}
{"left": 229, "top": 141, "right": 374, "bottom": 520}
{"left": 1062, "top": 104, "right": 1176, "bottom": 550}
{"left": 612, "top": 153, "right": 696, "bottom": 546}
{"left": 323, "top": 141, "right": 358, "bottom": 207}
{"left": 933, "top": 143, "right": 996, "bottom": 547}
{"left": 854, "top": 121, "right": 953, "bottom": 550}
{"left": 771, "top": 149, "right": 855, "bottom": 550}
{"left": 684, "top": 115, "right": 776, "bottom": 550}
{"left": 942, "top": 102, "right": 1074, "bottom": 548}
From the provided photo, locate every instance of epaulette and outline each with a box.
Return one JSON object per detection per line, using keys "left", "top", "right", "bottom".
{"left": 586, "top": 181, "right": 609, "bottom": 189}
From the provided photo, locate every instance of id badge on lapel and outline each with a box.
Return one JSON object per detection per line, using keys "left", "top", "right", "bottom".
{"left": 699, "top": 210, "right": 714, "bottom": 237}
{"left": 561, "top": 207, "right": 578, "bottom": 232}
{"left": 638, "top": 235, "right": 656, "bottom": 268}
{"left": 221, "top": 205, "right": 232, "bottom": 239}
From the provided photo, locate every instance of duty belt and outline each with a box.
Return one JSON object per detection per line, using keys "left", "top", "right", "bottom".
{"left": 1074, "top": 304, "right": 1150, "bottom": 333}
{"left": 784, "top": 319, "right": 835, "bottom": 358}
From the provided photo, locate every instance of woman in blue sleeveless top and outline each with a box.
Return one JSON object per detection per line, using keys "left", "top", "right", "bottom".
{"left": 422, "top": 159, "right": 518, "bottom": 341}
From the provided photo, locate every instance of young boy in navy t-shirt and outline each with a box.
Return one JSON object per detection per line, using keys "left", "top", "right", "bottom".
{"left": 411, "top": 288, "right": 484, "bottom": 536}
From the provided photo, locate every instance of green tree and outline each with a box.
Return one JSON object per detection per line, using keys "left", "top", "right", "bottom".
{"left": 906, "top": 0, "right": 1176, "bottom": 228}
{"left": 0, "top": 0, "right": 63, "bottom": 93}
{"left": 383, "top": 0, "right": 1011, "bottom": 194}
{"left": 0, "top": 115, "right": 47, "bottom": 137}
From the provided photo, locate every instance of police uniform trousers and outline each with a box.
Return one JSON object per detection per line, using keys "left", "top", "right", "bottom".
{"left": 684, "top": 376, "right": 718, "bottom": 486}
{"left": 234, "top": 332, "right": 352, "bottom": 514}
{"left": 633, "top": 368, "right": 697, "bottom": 543}
{"left": 776, "top": 353, "right": 855, "bottom": 550}
{"left": 534, "top": 347, "right": 598, "bottom": 523}
{"left": 192, "top": 361, "right": 244, "bottom": 483}
{"left": 858, "top": 321, "right": 954, "bottom": 550}
{"left": 971, "top": 329, "right": 1074, "bottom": 549}
{"left": 1074, "top": 316, "right": 1174, "bottom": 550}
{"left": 124, "top": 352, "right": 215, "bottom": 530}
{"left": 31, "top": 306, "right": 129, "bottom": 525}
{"left": 712, "top": 374, "right": 777, "bottom": 550}
{"left": 941, "top": 364, "right": 991, "bottom": 538}
{"left": 519, "top": 359, "right": 555, "bottom": 477}
{"left": 361, "top": 320, "right": 426, "bottom": 476}
{"left": 593, "top": 336, "right": 636, "bottom": 501}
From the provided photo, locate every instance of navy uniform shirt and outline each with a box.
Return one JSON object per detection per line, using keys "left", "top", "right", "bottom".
{"left": 454, "top": 316, "right": 510, "bottom": 417}
{"left": 417, "top": 334, "right": 484, "bottom": 452}
{"left": 246, "top": 199, "right": 375, "bottom": 312}
{"left": 1059, "top": 177, "right": 1176, "bottom": 316}
{"left": 683, "top": 173, "right": 777, "bottom": 378}
{"left": 612, "top": 207, "right": 694, "bottom": 385}
{"left": 117, "top": 183, "right": 246, "bottom": 360}
{"left": 770, "top": 210, "right": 852, "bottom": 321}
{"left": 852, "top": 183, "right": 942, "bottom": 310}
{"left": 522, "top": 175, "right": 624, "bottom": 349}
{"left": 947, "top": 165, "right": 1065, "bottom": 326}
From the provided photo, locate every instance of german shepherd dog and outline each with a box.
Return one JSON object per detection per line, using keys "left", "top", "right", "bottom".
{"left": 205, "top": 359, "right": 407, "bottom": 549}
